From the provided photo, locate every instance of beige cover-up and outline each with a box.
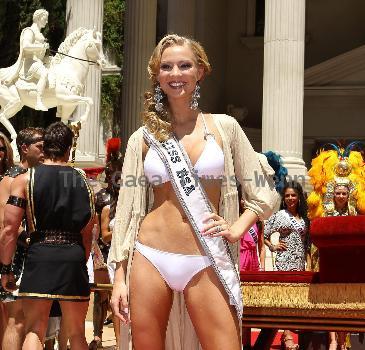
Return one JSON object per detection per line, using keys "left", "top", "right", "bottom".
{"left": 109, "top": 114, "right": 278, "bottom": 349}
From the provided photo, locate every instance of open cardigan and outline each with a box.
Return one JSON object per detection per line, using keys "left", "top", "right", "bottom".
{"left": 109, "top": 114, "right": 278, "bottom": 349}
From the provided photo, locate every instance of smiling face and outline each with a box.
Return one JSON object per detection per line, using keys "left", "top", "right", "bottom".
{"left": 284, "top": 188, "right": 299, "bottom": 212}
{"left": 334, "top": 185, "right": 349, "bottom": 211}
{"left": 157, "top": 45, "right": 203, "bottom": 105}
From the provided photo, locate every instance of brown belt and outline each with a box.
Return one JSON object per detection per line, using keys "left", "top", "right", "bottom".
{"left": 30, "top": 230, "right": 82, "bottom": 245}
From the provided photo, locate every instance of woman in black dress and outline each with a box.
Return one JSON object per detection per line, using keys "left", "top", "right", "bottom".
{"left": 0, "top": 122, "right": 96, "bottom": 350}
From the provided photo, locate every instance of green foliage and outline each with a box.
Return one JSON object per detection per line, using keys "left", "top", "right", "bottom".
{"left": 101, "top": 75, "right": 122, "bottom": 136}
{"left": 0, "top": 3, "right": 7, "bottom": 45}
{"left": 101, "top": 0, "right": 125, "bottom": 137}
{"left": 0, "top": 1, "right": 23, "bottom": 67}
{"left": 40, "top": 0, "right": 67, "bottom": 52}
{"left": 103, "top": 0, "right": 125, "bottom": 67}
{"left": 19, "top": 0, "right": 43, "bottom": 30}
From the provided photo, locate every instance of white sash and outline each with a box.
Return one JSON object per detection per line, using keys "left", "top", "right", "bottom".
{"left": 143, "top": 127, "right": 242, "bottom": 319}
{"left": 286, "top": 210, "right": 306, "bottom": 235}
{"left": 248, "top": 226, "right": 258, "bottom": 244}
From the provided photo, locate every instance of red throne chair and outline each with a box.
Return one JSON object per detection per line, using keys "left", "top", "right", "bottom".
{"left": 310, "top": 215, "right": 365, "bottom": 283}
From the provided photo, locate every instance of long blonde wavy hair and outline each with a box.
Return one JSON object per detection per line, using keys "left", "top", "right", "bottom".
{"left": 143, "top": 34, "right": 212, "bottom": 141}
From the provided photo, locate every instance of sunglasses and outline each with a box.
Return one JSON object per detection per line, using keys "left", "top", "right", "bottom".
{"left": 0, "top": 146, "right": 6, "bottom": 152}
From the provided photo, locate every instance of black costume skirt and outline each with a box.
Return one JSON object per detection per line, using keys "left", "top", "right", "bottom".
{"left": 18, "top": 243, "right": 90, "bottom": 302}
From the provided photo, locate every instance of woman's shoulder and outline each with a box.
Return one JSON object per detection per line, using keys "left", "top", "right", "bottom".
{"left": 210, "top": 114, "right": 241, "bottom": 144}
{"left": 128, "top": 127, "right": 144, "bottom": 144}
{"left": 211, "top": 113, "right": 238, "bottom": 127}
{"left": 211, "top": 114, "right": 249, "bottom": 143}
{"left": 123, "top": 127, "right": 144, "bottom": 156}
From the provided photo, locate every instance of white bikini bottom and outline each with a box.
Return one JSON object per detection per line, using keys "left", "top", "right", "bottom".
{"left": 135, "top": 241, "right": 211, "bottom": 292}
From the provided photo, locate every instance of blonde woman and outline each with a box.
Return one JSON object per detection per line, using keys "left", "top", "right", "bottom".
{"left": 109, "top": 34, "right": 276, "bottom": 350}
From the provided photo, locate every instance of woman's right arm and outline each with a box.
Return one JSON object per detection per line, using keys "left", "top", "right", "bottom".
{"left": 108, "top": 134, "right": 140, "bottom": 265}
{"left": 108, "top": 130, "right": 142, "bottom": 324}
{"left": 263, "top": 213, "right": 287, "bottom": 252}
{"left": 110, "top": 260, "right": 130, "bottom": 324}
{"left": 100, "top": 206, "right": 112, "bottom": 243}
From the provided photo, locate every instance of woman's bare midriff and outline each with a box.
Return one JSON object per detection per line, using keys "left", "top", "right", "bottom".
{"left": 138, "top": 179, "right": 222, "bottom": 255}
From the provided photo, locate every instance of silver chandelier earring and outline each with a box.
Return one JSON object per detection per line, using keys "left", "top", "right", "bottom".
{"left": 190, "top": 82, "right": 201, "bottom": 110}
{"left": 154, "top": 84, "right": 164, "bottom": 112}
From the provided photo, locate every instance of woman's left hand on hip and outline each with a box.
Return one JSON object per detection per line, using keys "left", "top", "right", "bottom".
{"left": 201, "top": 213, "right": 241, "bottom": 243}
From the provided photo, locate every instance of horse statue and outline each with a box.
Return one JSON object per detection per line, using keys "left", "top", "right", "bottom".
{"left": 0, "top": 26, "right": 106, "bottom": 146}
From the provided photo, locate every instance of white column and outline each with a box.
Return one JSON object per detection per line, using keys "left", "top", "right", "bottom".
{"left": 66, "top": 0, "right": 103, "bottom": 162}
{"left": 262, "top": 0, "right": 306, "bottom": 177}
{"left": 167, "top": 0, "right": 196, "bottom": 37}
{"left": 120, "top": 0, "right": 157, "bottom": 146}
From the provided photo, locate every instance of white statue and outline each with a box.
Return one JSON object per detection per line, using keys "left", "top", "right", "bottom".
{"left": 6, "top": 9, "right": 50, "bottom": 111}
{"left": 0, "top": 8, "right": 106, "bottom": 145}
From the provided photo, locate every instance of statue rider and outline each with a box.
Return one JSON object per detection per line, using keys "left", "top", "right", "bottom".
{"left": 0, "top": 9, "right": 50, "bottom": 111}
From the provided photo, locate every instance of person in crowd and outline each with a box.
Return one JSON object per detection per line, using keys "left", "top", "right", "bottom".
{"left": 44, "top": 301, "right": 68, "bottom": 350}
{"left": 100, "top": 168, "right": 121, "bottom": 349}
{"left": 240, "top": 151, "right": 287, "bottom": 274}
{"left": 0, "top": 127, "right": 44, "bottom": 350}
{"left": 264, "top": 181, "right": 310, "bottom": 350}
{"left": 109, "top": 34, "right": 277, "bottom": 350}
{"left": 240, "top": 211, "right": 264, "bottom": 350}
{"left": 0, "top": 122, "right": 96, "bottom": 350}
{"left": 0, "top": 132, "right": 14, "bottom": 350}
{"left": 0, "top": 132, "right": 14, "bottom": 179}
{"left": 307, "top": 144, "right": 365, "bottom": 350}
{"left": 240, "top": 220, "right": 264, "bottom": 273}
{"left": 240, "top": 151, "right": 284, "bottom": 349}
{"left": 327, "top": 185, "right": 352, "bottom": 350}
{"left": 89, "top": 139, "right": 122, "bottom": 350}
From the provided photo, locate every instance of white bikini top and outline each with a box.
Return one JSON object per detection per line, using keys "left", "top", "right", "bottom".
{"left": 144, "top": 115, "right": 225, "bottom": 185}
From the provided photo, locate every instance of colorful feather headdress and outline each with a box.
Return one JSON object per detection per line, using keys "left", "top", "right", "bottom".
{"left": 307, "top": 142, "right": 365, "bottom": 219}
{"left": 262, "top": 151, "right": 288, "bottom": 193}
